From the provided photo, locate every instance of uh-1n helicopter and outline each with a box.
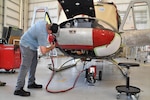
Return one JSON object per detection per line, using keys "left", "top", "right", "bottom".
{"left": 32, "top": 0, "right": 150, "bottom": 87}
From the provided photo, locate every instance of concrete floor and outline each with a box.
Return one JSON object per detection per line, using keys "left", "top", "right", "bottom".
{"left": 0, "top": 56, "right": 150, "bottom": 100}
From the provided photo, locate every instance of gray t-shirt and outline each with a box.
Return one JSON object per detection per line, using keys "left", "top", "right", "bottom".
{"left": 20, "top": 20, "right": 48, "bottom": 51}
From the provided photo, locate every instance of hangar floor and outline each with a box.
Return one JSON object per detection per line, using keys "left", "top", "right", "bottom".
{"left": 0, "top": 56, "right": 150, "bottom": 100}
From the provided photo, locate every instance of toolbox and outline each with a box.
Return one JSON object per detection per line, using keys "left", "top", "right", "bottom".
{"left": 0, "top": 44, "right": 21, "bottom": 72}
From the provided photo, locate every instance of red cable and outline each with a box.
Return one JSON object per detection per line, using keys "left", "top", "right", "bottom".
{"left": 45, "top": 56, "right": 84, "bottom": 93}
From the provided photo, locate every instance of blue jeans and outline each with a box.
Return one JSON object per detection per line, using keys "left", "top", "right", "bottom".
{"left": 15, "top": 45, "right": 38, "bottom": 90}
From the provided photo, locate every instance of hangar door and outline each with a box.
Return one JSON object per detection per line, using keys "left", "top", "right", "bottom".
{"left": 3, "top": 0, "right": 22, "bottom": 28}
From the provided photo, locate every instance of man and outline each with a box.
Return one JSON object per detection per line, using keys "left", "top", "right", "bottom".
{"left": 14, "top": 20, "right": 59, "bottom": 97}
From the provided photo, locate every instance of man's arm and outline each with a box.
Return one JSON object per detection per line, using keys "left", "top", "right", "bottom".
{"left": 40, "top": 42, "right": 55, "bottom": 54}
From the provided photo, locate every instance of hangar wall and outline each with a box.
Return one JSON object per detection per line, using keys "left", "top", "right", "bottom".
{"left": 0, "top": 0, "right": 3, "bottom": 36}
{"left": 3, "top": 0, "right": 22, "bottom": 28}
{"left": 0, "top": 0, "right": 58, "bottom": 37}
{"left": 0, "top": 0, "right": 23, "bottom": 37}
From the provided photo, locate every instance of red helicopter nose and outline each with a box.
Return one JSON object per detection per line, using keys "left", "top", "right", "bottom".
{"left": 93, "top": 28, "right": 115, "bottom": 47}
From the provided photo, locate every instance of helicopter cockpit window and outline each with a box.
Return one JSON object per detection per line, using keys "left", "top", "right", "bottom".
{"left": 60, "top": 18, "right": 94, "bottom": 28}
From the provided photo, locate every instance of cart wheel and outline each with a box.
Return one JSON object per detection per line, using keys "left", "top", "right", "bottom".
{"left": 5, "top": 69, "right": 10, "bottom": 72}
{"left": 5, "top": 69, "right": 15, "bottom": 73}
{"left": 116, "top": 93, "right": 121, "bottom": 99}
{"left": 98, "top": 71, "right": 102, "bottom": 80}
{"left": 11, "top": 69, "right": 16, "bottom": 73}
{"left": 135, "top": 93, "right": 139, "bottom": 100}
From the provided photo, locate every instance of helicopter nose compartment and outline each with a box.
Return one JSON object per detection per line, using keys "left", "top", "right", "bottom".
{"left": 93, "top": 28, "right": 115, "bottom": 47}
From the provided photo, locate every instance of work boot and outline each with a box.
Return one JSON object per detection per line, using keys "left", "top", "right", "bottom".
{"left": 0, "top": 81, "right": 6, "bottom": 86}
{"left": 14, "top": 87, "right": 30, "bottom": 96}
{"left": 28, "top": 82, "right": 42, "bottom": 89}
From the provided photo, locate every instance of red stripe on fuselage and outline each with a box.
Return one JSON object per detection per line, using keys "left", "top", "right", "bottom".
{"left": 57, "top": 45, "right": 93, "bottom": 50}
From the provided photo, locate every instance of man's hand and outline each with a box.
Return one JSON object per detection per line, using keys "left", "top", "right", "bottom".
{"left": 50, "top": 42, "right": 55, "bottom": 50}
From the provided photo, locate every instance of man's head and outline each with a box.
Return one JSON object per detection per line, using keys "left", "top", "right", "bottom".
{"left": 48, "top": 23, "right": 59, "bottom": 33}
